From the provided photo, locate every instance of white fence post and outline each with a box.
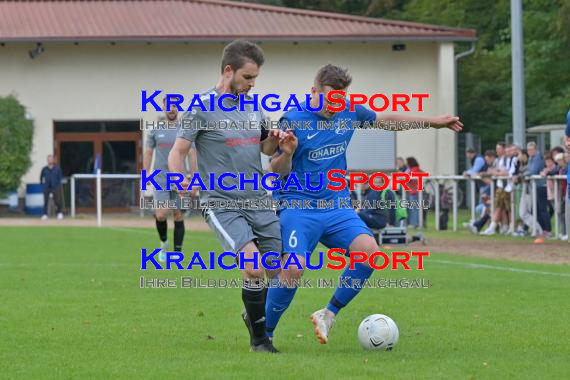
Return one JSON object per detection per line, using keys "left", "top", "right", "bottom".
{"left": 452, "top": 180, "right": 458, "bottom": 232}
{"left": 490, "top": 181, "right": 495, "bottom": 218}
{"left": 531, "top": 178, "right": 537, "bottom": 236}
{"left": 435, "top": 181, "right": 440, "bottom": 231}
{"left": 510, "top": 185, "right": 515, "bottom": 232}
{"left": 418, "top": 189, "right": 424, "bottom": 229}
{"left": 470, "top": 179, "right": 476, "bottom": 222}
{"left": 70, "top": 175, "right": 76, "bottom": 218}
{"left": 554, "top": 179, "right": 559, "bottom": 238}
{"left": 69, "top": 172, "right": 140, "bottom": 225}
{"left": 96, "top": 169, "right": 102, "bottom": 227}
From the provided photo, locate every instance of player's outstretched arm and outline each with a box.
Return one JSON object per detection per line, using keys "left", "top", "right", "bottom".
{"left": 187, "top": 145, "right": 198, "bottom": 176}
{"left": 186, "top": 145, "right": 199, "bottom": 198}
{"left": 168, "top": 137, "right": 191, "bottom": 173}
{"left": 378, "top": 113, "right": 463, "bottom": 132}
{"left": 168, "top": 137, "right": 193, "bottom": 196}
{"left": 270, "top": 151, "right": 293, "bottom": 177}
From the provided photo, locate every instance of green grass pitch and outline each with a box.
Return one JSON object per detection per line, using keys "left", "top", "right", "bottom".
{"left": 1, "top": 226, "right": 569, "bottom": 379}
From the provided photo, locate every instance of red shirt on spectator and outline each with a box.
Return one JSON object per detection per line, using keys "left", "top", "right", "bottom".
{"left": 405, "top": 165, "right": 423, "bottom": 195}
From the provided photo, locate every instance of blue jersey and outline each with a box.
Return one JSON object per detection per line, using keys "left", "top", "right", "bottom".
{"left": 274, "top": 101, "right": 376, "bottom": 206}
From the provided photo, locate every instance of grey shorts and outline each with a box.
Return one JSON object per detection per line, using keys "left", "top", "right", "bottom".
{"left": 154, "top": 190, "right": 185, "bottom": 211}
{"left": 203, "top": 207, "right": 281, "bottom": 254}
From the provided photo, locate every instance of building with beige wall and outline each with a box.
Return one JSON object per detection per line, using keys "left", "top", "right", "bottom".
{"left": 0, "top": 0, "right": 475, "bottom": 208}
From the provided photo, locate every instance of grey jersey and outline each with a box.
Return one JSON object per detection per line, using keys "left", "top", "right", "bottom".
{"left": 147, "top": 122, "right": 185, "bottom": 188}
{"left": 177, "top": 88, "right": 269, "bottom": 202}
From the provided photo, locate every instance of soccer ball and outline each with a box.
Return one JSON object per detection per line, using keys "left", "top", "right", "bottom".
{"left": 357, "top": 314, "right": 399, "bottom": 351}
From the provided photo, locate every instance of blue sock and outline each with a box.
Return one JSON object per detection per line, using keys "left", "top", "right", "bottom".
{"left": 327, "top": 262, "right": 374, "bottom": 315}
{"left": 265, "top": 280, "right": 298, "bottom": 337}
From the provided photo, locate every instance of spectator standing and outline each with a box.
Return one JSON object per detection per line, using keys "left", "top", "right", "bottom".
{"left": 525, "top": 141, "right": 550, "bottom": 243}
{"left": 513, "top": 149, "right": 536, "bottom": 236}
{"left": 40, "top": 154, "right": 63, "bottom": 220}
{"left": 396, "top": 157, "right": 407, "bottom": 173}
{"left": 464, "top": 147, "right": 487, "bottom": 177}
{"left": 565, "top": 110, "right": 570, "bottom": 243}
{"left": 541, "top": 154, "right": 558, "bottom": 219}
{"left": 463, "top": 148, "right": 489, "bottom": 232}
{"left": 481, "top": 142, "right": 515, "bottom": 235}
{"left": 405, "top": 157, "right": 423, "bottom": 228}
{"left": 553, "top": 152, "right": 567, "bottom": 240}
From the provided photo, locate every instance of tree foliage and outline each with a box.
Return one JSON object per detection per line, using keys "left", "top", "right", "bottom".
{"left": 236, "top": 0, "right": 570, "bottom": 150}
{"left": 0, "top": 95, "right": 34, "bottom": 197}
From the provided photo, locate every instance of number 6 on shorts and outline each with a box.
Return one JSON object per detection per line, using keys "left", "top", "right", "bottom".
{"left": 289, "top": 230, "right": 297, "bottom": 248}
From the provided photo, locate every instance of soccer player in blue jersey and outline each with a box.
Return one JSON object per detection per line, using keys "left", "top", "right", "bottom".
{"left": 266, "top": 64, "right": 463, "bottom": 345}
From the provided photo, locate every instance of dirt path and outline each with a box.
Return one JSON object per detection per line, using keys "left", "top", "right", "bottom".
{"left": 2, "top": 216, "right": 569, "bottom": 265}
{"left": 0, "top": 215, "right": 211, "bottom": 231}
{"left": 422, "top": 237, "right": 570, "bottom": 265}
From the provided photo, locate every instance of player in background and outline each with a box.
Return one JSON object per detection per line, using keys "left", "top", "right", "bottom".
{"left": 144, "top": 96, "right": 197, "bottom": 262}
{"left": 267, "top": 64, "right": 462, "bottom": 344}
{"left": 168, "top": 40, "right": 297, "bottom": 353}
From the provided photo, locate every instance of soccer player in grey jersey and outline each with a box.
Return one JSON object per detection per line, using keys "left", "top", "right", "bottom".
{"left": 145, "top": 96, "right": 197, "bottom": 261}
{"left": 168, "top": 40, "right": 296, "bottom": 353}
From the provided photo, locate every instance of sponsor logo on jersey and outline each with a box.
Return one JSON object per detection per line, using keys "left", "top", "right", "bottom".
{"left": 308, "top": 142, "right": 347, "bottom": 161}
{"left": 225, "top": 137, "right": 260, "bottom": 147}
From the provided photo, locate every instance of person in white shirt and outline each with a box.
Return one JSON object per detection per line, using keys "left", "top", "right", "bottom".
{"left": 481, "top": 143, "right": 518, "bottom": 235}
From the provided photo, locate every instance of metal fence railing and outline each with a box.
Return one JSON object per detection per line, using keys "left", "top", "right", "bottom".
{"left": 412, "top": 175, "right": 567, "bottom": 236}
{"left": 70, "top": 170, "right": 567, "bottom": 234}
{"left": 70, "top": 170, "right": 141, "bottom": 226}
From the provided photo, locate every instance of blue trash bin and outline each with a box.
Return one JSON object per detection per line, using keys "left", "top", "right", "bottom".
{"left": 25, "top": 184, "right": 44, "bottom": 215}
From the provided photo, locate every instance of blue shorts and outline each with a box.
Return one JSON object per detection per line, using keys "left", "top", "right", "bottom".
{"left": 278, "top": 207, "right": 373, "bottom": 256}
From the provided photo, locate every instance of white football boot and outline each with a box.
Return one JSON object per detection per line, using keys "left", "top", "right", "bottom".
{"left": 310, "top": 308, "right": 336, "bottom": 344}
{"left": 159, "top": 240, "right": 168, "bottom": 262}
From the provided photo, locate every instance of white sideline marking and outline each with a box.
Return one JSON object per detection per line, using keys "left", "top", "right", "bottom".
{"left": 429, "top": 259, "right": 570, "bottom": 278}
{"left": 1, "top": 259, "right": 569, "bottom": 276}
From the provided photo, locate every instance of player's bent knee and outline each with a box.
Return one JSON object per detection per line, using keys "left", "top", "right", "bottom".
{"left": 173, "top": 210, "right": 184, "bottom": 221}
{"left": 282, "top": 266, "right": 304, "bottom": 280}
{"left": 265, "top": 268, "right": 281, "bottom": 279}
{"left": 350, "top": 234, "right": 379, "bottom": 254}
{"left": 281, "top": 254, "right": 305, "bottom": 279}
{"left": 243, "top": 266, "right": 265, "bottom": 279}
{"left": 349, "top": 234, "right": 380, "bottom": 268}
{"left": 155, "top": 211, "right": 167, "bottom": 222}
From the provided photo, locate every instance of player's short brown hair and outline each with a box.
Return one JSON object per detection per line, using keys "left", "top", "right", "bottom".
{"left": 314, "top": 64, "right": 352, "bottom": 91}
{"left": 163, "top": 95, "right": 181, "bottom": 103}
{"left": 221, "top": 40, "right": 265, "bottom": 73}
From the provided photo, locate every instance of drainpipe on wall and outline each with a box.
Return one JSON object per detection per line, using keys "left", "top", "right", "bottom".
{"left": 454, "top": 42, "right": 476, "bottom": 114}
{"left": 454, "top": 42, "right": 476, "bottom": 175}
